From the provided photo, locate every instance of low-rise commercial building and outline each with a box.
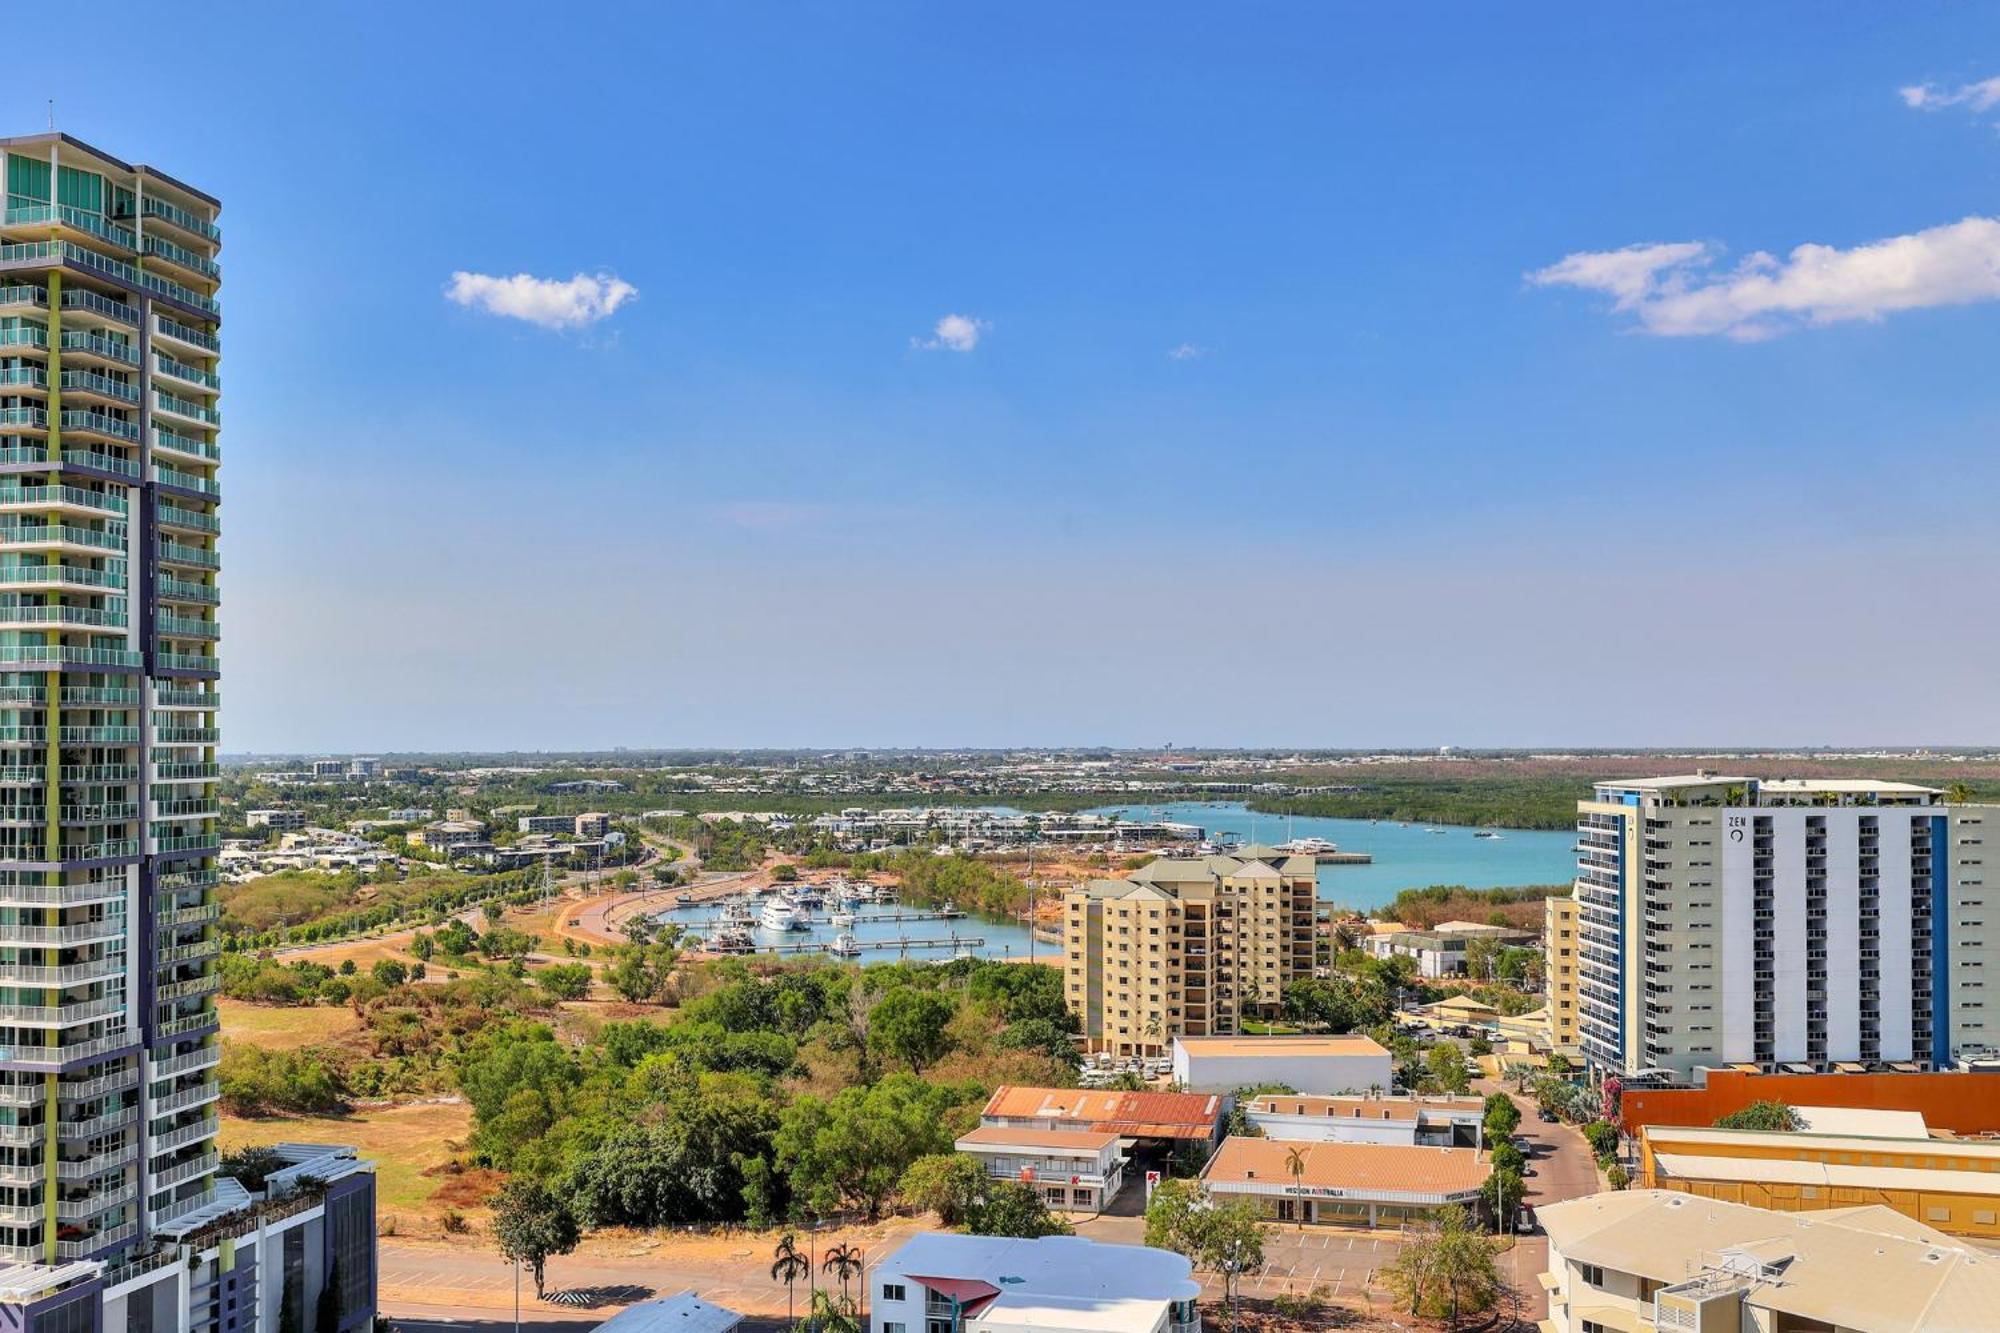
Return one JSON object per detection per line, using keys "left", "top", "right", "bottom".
{"left": 870, "top": 1233, "right": 1200, "bottom": 1333}
{"left": 519, "top": 814, "right": 573, "bottom": 835}
{"left": 953, "top": 1126, "right": 1125, "bottom": 1214}
{"left": 1199, "top": 1136, "right": 1487, "bottom": 1228}
{"left": 980, "top": 1087, "right": 1225, "bottom": 1151}
{"left": 1539, "top": 1188, "right": 2000, "bottom": 1333}
{"left": 1243, "top": 1093, "right": 1485, "bottom": 1147}
{"left": 575, "top": 811, "right": 613, "bottom": 837}
{"left": 1638, "top": 1121, "right": 2000, "bottom": 1240}
{"left": 1169, "top": 1034, "right": 1392, "bottom": 1094}
{"left": 410, "top": 818, "right": 486, "bottom": 852}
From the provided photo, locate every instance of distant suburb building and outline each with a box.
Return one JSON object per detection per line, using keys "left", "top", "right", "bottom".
{"left": 1637, "top": 1119, "right": 2000, "bottom": 1241}
{"left": 1539, "top": 1189, "right": 2000, "bottom": 1333}
{"left": 1567, "top": 776, "right": 1997, "bottom": 1080}
{"left": 1363, "top": 920, "right": 1537, "bottom": 978}
{"left": 1543, "top": 895, "right": 1580, "bottom": 1057}
{"left": 1169, "top": 1034, "right": 1392, "bottom": 1094}
{"left": 1199, "top": 1136, "right": 1487, "bottom": 1228}
{"left": 870, "top": 1233, "right": 1200, "bottom": 1333}
{"left": 247, "top": 808, "right": 307, "bottom": 831}
{"left": 1063, "top": 848, "right": 1319, "bottom": 1056}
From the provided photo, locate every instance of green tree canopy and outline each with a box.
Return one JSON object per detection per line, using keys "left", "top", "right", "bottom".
{"left": 491, "top": 1177, "right": 579, "bottom": 1300}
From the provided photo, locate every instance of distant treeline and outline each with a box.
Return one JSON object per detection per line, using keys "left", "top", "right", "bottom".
{"left": 1367, "top": 883, "right": 1570, "bottom": 929}
{"left": 1255, "top": 776, "right": 1588, "bottom": 830}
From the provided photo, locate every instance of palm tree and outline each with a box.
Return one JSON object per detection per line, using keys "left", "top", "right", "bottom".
{"left": 822, "top": 1242, "right": 864, "bottom": 1303}
{"left": 1284, "top": 1144, "right": 1308, "bottom": 1231}
{"left": 772, "top": 1234, "right": 811, "bottom": 1327}
{"left": 1946, "top": 782, "right": 1976, "bottom": 806}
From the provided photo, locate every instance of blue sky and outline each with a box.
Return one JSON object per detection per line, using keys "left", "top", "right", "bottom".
{"left": 13, "top": 4, "right": 2000, "bottom": 750}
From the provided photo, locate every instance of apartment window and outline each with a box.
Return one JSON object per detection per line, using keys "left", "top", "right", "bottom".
{"left": 884, "top": 1325, "right": 908, "bottom": 1333}
{"left": 882, "top": 1283, "right": 907, "bottom": 1302}
{"left": 1578, "top": 1263, "right": 1604, "bottom": 1288}
{"left": 1583, "top": 1321, "right": 1610, "bottom": 1333}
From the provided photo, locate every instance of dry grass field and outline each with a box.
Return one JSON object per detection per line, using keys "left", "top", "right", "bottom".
{"left": 221, "top": 1100, "right": 484, "bottom": 1236}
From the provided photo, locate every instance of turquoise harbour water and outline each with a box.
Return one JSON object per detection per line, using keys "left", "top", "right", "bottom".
{"left": 655, "top": 801, "right": 1576, "bottom": 961}
{"left": 1085, "top": 801, "right": 1576, "bottom": 911}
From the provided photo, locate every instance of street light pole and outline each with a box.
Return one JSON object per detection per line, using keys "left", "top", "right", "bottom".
{"left": 513, "top": 1257, "right": 520, "bottom": 1333}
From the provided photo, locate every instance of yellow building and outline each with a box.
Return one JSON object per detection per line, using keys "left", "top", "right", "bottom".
{"left": 1543, "top": 895, "right": 1580, "bottom": 1057}
{"left": 1639, "top": 1120, "right": 2000, "bottom": 1241}
{"left": 1063, "top": 848, "right": 1318, "bottom": 1056}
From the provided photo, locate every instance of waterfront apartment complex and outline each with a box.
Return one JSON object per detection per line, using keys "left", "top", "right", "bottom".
{"left": 1063, "top": 849, "right": 1318, "bottom": 1056}
{"left": 1555, "top": 775, "right": 1995, "bottom": 1080}
{"left": 1543, "top": 895, "right": 1580, "bottom": 1057}
{"left": 0, "top": 133, "right": 372, "bottom": 1332}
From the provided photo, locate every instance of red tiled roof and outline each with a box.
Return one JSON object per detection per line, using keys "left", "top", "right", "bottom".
{"left": 981, "top": 1086, "right": 1222, "bottom": 1139}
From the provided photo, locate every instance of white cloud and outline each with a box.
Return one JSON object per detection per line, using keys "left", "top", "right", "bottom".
{"left": 1900, "top": 76, "right": 2000, "bottom": 113}
{"left": 1527, "top": 217, "right": 2000, "bottom": 339}
{"left": 912, "top": 313, "right": 987, "bottom": 352}
{"left": 1166, "top": 342, "right": 1207, "bottom": 360}
{"left": 445, "top": 270, "right": 638, "bottom": 330}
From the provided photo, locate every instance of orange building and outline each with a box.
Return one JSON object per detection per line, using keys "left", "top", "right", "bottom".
{"left": 1621, "top": 1069, "right": 2000, "bottom": 1138}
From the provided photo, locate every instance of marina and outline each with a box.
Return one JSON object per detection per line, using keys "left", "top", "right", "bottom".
{"left": 656, "top": 892, "right": 1035, "bottom": 962}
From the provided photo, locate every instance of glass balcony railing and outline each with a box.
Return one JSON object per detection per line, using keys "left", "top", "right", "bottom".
{"left": 59, "top": 724, "right": 140, "bottom": 743}
{"left": 152, "top": 391, "right": 217, "bottom": 426}
{"left": 140, "top": 235, "right": 218, "bottom": 280}
{"left": 0, "top": 408, "right": 48, "bottom": 431}
{"left": 152, "top": 316, "right": 218, "bottom": 354}
{"left": 152, "top": 354, "right": 218, "bottom": 392}
{"left": 155, "top": 613, "right": 217, "bottom": 640}
{"left": 151, "top": 650, "right": 215, "bottom": 673}
{"left": 154, "top": 575, "right": 217, "bottom": 604}
{"left": 60, "top": 370, "right": 139, "bottom": 404}
{"left": 153, "top": 688, "right": 217, "bottom": 708}
{"left": 58, "top": 411, "right": 141, "bottom": 443}
{"left": 1, "top": 521, "right": 125, "bottom": 552}
{"left": 59, "top": 288, "right": 137, "bottom": 326}
{"left": 0, "top": 326, "right": 47, "bottom": 351}
{"left": 61, "top": 686, "right": 138, "bottom": 706}
{"left": 0, "top": 605, "right": 127, "bottom": 629}
{"left": 60, "top": 331, "right": 138, "bottom": 366}
{"left": 0, "top": 645, "right": 141, "bottom": 668}
{"left": 154, "top": 761, "right": 219, "bottom": 780}
{"left": 0, "top": 562, "right": 122, "bottom": 589}
{"left": 2, "top": 204, "right": 137, "bottom": 251}
{"left": 151, "top": 465, "right": 217, "bottom": 497}
{"left": 155, "top": 539, "right": 216, "bottom": 567}
{"left": 63, "top": 449, "right": 141, "bottom": 479}
{"left": 150, "top": 428, "right": 219, "bottom": 463}
{"left": 0, "top": 484, "right": 127, "bottom": 514}
{"left": 0, "top": 285, "right": 48, "bottom": 309}
{"left": 135, "top": 195, "right": 220, "bottom": 244}
{"left": 0, "top": 367, "right": 46, "bottom": 391}
{"left": 154, "top": 503, "right": 217, "bottom": 533}
{"left": 153, "top": 726, "right": 219, "bottom": 745}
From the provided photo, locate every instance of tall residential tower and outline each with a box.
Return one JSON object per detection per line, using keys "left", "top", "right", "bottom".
{"left": 1558, "top": 775, "right": 1994, "bottom": 1081}
{"left": 0, "top": 133, "right": 374, "bottom": 1333}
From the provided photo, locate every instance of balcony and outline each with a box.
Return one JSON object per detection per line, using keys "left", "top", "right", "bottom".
{"left": 151, "top": 316, "right": 218, "bottom": 356}
{"left": 0, "top": 367, "right": 47, "bottom": 392}
{"left": 58, "top": 370, "right": 139, "bottom": 406}
{"left": 140, "top": 235, "right": 219, "bottom": 283}
{"left": 156, "top": 972, "right": 219, "bottom": 1003}
{"left": 150, "top": 428, "right": 219, "bottom": 466}
{"left": 57, "top": 411, "right": 139, "bottom": 445}
{"left": 58, "top": 331, "right": 138, "bottom": 367}
{"left": 58, "top": 288, "right": 137, "bottom": 327}
{"left": 0, "top": 204, "right": 137, "bottom": 252}
{"left": 59, "top": 449, "right": 141, "bottom": 480}
{"left": 154, "top": 502, "right": 218, "bottom": 535}
{"left": 151, "top": 391, "right": 217, "bottom": 429}
{"left": 152, "top": 354, "right": 218, "bottom": 392}
{"left": 150, "top": 1046, "right": 220, "bottom": 1080}
{"left": 155, "top": 613, "right": 217, "bottom": 641}
{"left": 0, "top": 407, "right": 47, "bottom": 434}
{"left": 56, "top": 1219, "right": 135, "bottom": 1260}
{"left": 0, "top": 958, "right": 122, "bottom": 988}
{"left": 0, "top": 605, "right": 127, "bottom": 632}
{"left": 150, "top": 1080, "right": 220, "bottom": 1117}
{"left": 151, "top": 465, "right": 218, "bottom": 499}
{"left": 0, "top": 484, "right": 126, "bottom": 516}
{"left": 151, "top": 649, "right": 216, "bottom": 674}
{"left": 0, "top": 1031, "right": 138, "bottom": 1069}
{"left": 0, "top": 285, "right": 48, "bottom": 313}
{"left": 135, "top": 195, "right": 220, "bottom": 245}
{"left": 153, "top": 1150, "right": 218, "bottom": 1190}
{"left": 149, "top": 1116, "right": 217, "bottom": 1155}
{"left": 0, "top": 562, "right": 122, "bottom": 591}
{"left": 0, "top": 521, "right": 125, "bottom": 553}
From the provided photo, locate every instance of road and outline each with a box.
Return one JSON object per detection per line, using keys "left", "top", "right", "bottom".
{"left": 1474, "top": 1075, "right": 1602, "bottom": 1325}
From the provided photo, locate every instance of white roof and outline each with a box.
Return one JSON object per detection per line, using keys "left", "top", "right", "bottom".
{"left": 1790, "top": 1105, "right": 1930, "bottom": 1137}
{"left": 881, "top": 1233, "right": 1199, "bottom": 1305}
{"left": 976, "top": 1293, "right": 1176, "bottom": 1333}
{"left": 594, "top": 1292, "right": 743, "bottom": 1333}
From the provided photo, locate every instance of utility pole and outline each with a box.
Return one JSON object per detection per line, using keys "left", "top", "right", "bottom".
{"left": 1026, "top": 838, "right": 1037, "bottom": 965}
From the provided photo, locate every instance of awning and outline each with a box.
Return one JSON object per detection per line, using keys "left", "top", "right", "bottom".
{"left": 910, "top": 1277, "right": 1001, "bottom": 1305}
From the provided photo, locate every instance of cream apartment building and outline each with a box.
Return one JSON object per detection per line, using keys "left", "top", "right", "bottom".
{"left": 1064, "top": 848, "right": 1318, "bottom": 1056}
{"left": 1544, "top": 895, "right": 1580, "bottom": 1057}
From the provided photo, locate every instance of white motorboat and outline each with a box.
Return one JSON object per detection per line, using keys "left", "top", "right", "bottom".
{"left": 827, "top": 932, "right": 863, "bottom": 958}
{"left": 830, "top": 911, "right": 856, "bottom": 928}
{"left": 707, "top": 926, "right": 756, "bottom": 955}
{"left": 760, "top": 898, "right": 810, "bottom": 932}
{"left": 935, "top": 901, "right": 966, "bottom": 919}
